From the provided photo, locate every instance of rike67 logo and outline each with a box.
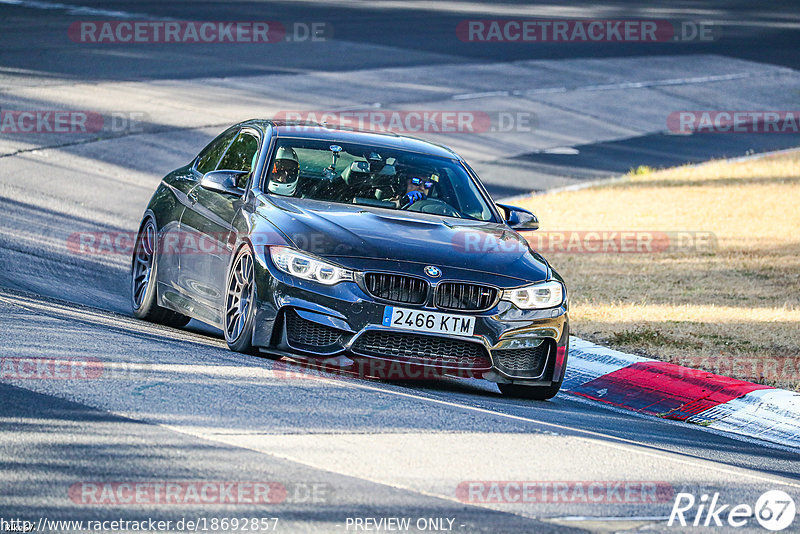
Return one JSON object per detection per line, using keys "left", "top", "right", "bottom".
{"left": 669, "top": 490, "right": 796, "bottom": 531}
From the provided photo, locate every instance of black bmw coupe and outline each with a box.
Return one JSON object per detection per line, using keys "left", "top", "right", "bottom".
{"left": 131, "top": 120, "right": 569, "bottom": 399}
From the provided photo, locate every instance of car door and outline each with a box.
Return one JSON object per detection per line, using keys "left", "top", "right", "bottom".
{"left": 178, "top": 128, "right": 261, "bottom": 327}
{"left": 159, "top": 126, "right": 239, "bottom": 301}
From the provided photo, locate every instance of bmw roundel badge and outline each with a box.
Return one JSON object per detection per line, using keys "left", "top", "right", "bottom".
{"left": 424, "top": 265, "right": 441, "bottom": 278}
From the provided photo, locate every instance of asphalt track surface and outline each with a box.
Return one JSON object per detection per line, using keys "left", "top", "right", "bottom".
{"left": 1, "top": 1, "right": 799, "bottom": 533}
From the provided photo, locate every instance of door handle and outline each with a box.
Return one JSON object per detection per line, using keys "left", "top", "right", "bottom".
{"left": 188, "top": 191, "right": 198, "bottom": 205}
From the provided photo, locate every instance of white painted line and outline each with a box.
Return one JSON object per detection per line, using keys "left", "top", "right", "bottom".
{"left": 452, "top": 90, "right": 510, "bottom": 101}
{"left": 0, "top": 0, "right": 158, "bottom": 19}
{"left": 233, "top": 370, "right": 800, "bottom": 488}
{"left": 0, "top": 290, "right": 227, "bottom": 349}
{"left": 568, "top": 72, "right": 779, "bottom": 93}
{"left": 554, "top": 516, "right": 669, "bottom": 521}
{"left": 540, "top": 147, "right": 580, "bottom": 155}
{"left": 453, "top": 70, "right": 795, "bottom": 101}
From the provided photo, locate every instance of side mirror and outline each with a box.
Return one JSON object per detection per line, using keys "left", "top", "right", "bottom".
{"left": 200, "top": 170, "right": 248, "bottom": 196}
{"left": 497, "top": 203, "right": 539, "bottom": 231}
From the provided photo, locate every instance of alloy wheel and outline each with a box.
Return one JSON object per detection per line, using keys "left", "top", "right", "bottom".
{"left": 225, "top": 249, "right": 254, "bottom": 341}
{"left": 131, "top": 220, "right": 156, "bottom": 309}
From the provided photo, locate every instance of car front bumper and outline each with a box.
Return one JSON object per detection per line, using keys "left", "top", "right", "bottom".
{"left": 251, "top": 250, "right": 569, "bottom": 385}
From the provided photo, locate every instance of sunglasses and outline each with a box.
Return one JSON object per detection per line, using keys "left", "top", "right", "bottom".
{"left": 409, "top": 176, "right": 434, "bottom": 188}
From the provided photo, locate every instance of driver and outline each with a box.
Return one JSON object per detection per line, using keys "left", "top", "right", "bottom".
{"left": 267, "top": 146, "right": 300, "bottom": 196}
{"left": 395, "top": 171, "right": 436, "bottom": 208}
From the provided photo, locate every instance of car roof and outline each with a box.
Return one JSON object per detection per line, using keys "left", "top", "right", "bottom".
{"left": 240, "top": 119, "right": 462, "bottom": 160}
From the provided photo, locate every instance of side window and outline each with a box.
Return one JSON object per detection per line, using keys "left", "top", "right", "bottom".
{"left": 217, "top": 132, "right": 260, "bottom": 188}
{"left": 195, "top": 129, "right": 238, "bottom": 175}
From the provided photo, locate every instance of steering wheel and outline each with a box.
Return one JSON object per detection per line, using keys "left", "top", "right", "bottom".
{"left": 404, "top": 198, "right": 460, "bottom": 217}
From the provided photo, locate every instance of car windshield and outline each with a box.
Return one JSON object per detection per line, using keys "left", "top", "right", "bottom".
{"left": 265, "top": 138, "right": 495, "bottom": 221}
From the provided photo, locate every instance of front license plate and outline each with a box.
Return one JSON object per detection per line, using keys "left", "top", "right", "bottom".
{"left": 382, "top": 306, "right": 475, "bottom": 337}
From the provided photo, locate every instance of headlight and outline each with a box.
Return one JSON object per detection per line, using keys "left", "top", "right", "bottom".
{"left": 269, "top": 246, "right": 354, "bottom": 285}
{"left": 502, "top": 280, "right": 564, "bottom": 309}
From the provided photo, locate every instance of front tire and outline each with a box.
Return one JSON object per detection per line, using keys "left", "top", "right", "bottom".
{"left": 131, "top": 217, "right": 190, "bottom": 328}
{"left": 498, "top": 382, "right": 562, "bottom": 400}
{"left": 224, "top": 244, "right": 258, "bottom": 354}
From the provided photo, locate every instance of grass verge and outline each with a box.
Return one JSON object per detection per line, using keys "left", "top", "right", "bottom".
{"left": 515, "top": 150, "right": 800, "bottom": 390}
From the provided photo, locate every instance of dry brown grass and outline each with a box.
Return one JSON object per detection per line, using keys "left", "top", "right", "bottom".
{"left": 515, "top": 150, "right": 800, "bottom": 389}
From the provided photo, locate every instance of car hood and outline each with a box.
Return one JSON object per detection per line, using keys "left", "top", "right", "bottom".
{"left": 258, "top": 197, "right": 550, "bottom": 284}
